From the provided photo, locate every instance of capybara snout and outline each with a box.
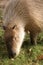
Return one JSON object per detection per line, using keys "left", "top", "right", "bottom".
{"left": 4, "top": 27, "right": 16, "bottom": 58}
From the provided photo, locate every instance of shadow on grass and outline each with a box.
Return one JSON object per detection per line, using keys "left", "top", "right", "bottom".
{"left": 22, "top": 39, "right": 31, "bottom": 49}
{"left": 22, "top": 38, "right": 43, "bottom": 49}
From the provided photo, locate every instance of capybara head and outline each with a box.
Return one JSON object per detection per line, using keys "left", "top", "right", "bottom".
{"left": 3, "top": 25, "right": 22, "bottom": 59}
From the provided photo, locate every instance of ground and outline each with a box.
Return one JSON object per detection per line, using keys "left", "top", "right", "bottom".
{"left": 0, "top": 8, "right": 43, "bottom": 65}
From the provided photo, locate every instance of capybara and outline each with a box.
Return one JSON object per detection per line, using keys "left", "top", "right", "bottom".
{"left": 3, "top": 0, "right": 43, "bottom": 58}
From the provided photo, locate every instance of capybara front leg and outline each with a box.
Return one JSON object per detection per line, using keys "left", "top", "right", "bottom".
{"left": 30, "top": 32, "right": 38, "bottom": 45}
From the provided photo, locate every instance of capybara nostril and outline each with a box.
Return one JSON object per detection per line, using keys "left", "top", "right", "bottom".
{"left": 9, "top": 52, "right": 16, "bottom": 59}
{"left": 14, "top": 52, "right": 16, "bottom": 57}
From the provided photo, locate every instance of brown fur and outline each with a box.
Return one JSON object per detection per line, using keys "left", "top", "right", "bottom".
{"left": 3, "top": 0, "right": 43, "bottom": 58}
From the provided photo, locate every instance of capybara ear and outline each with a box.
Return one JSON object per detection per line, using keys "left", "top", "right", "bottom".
{"left": 12, "top": 25, "right": 16, "bottom": 29}
{"left": 3, "top": 26, "right": 6, "bottom": 30}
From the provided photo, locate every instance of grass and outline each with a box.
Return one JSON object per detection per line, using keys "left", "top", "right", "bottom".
{"left": 0, "top": 27, "right": 43, "bottom": 65}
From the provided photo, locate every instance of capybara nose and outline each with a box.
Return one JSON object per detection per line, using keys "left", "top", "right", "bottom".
{"left": 14, "top": 52, "right": 16, "bottom": 57}
{"left": 9, "top": 52, "right": 16, "bottom": 59}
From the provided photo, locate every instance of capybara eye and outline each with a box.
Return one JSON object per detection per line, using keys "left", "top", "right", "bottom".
{"left": 12, "top": 25, "right": 16, "bottom": 29}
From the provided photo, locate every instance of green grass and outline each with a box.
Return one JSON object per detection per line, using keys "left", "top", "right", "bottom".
{"left": 0, "top": 27, "right": 43, "bottom": 65}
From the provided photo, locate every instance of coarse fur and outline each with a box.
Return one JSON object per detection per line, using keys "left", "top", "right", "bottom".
{"left": 3, "top": 0, "right": 43, "bottom": 58}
